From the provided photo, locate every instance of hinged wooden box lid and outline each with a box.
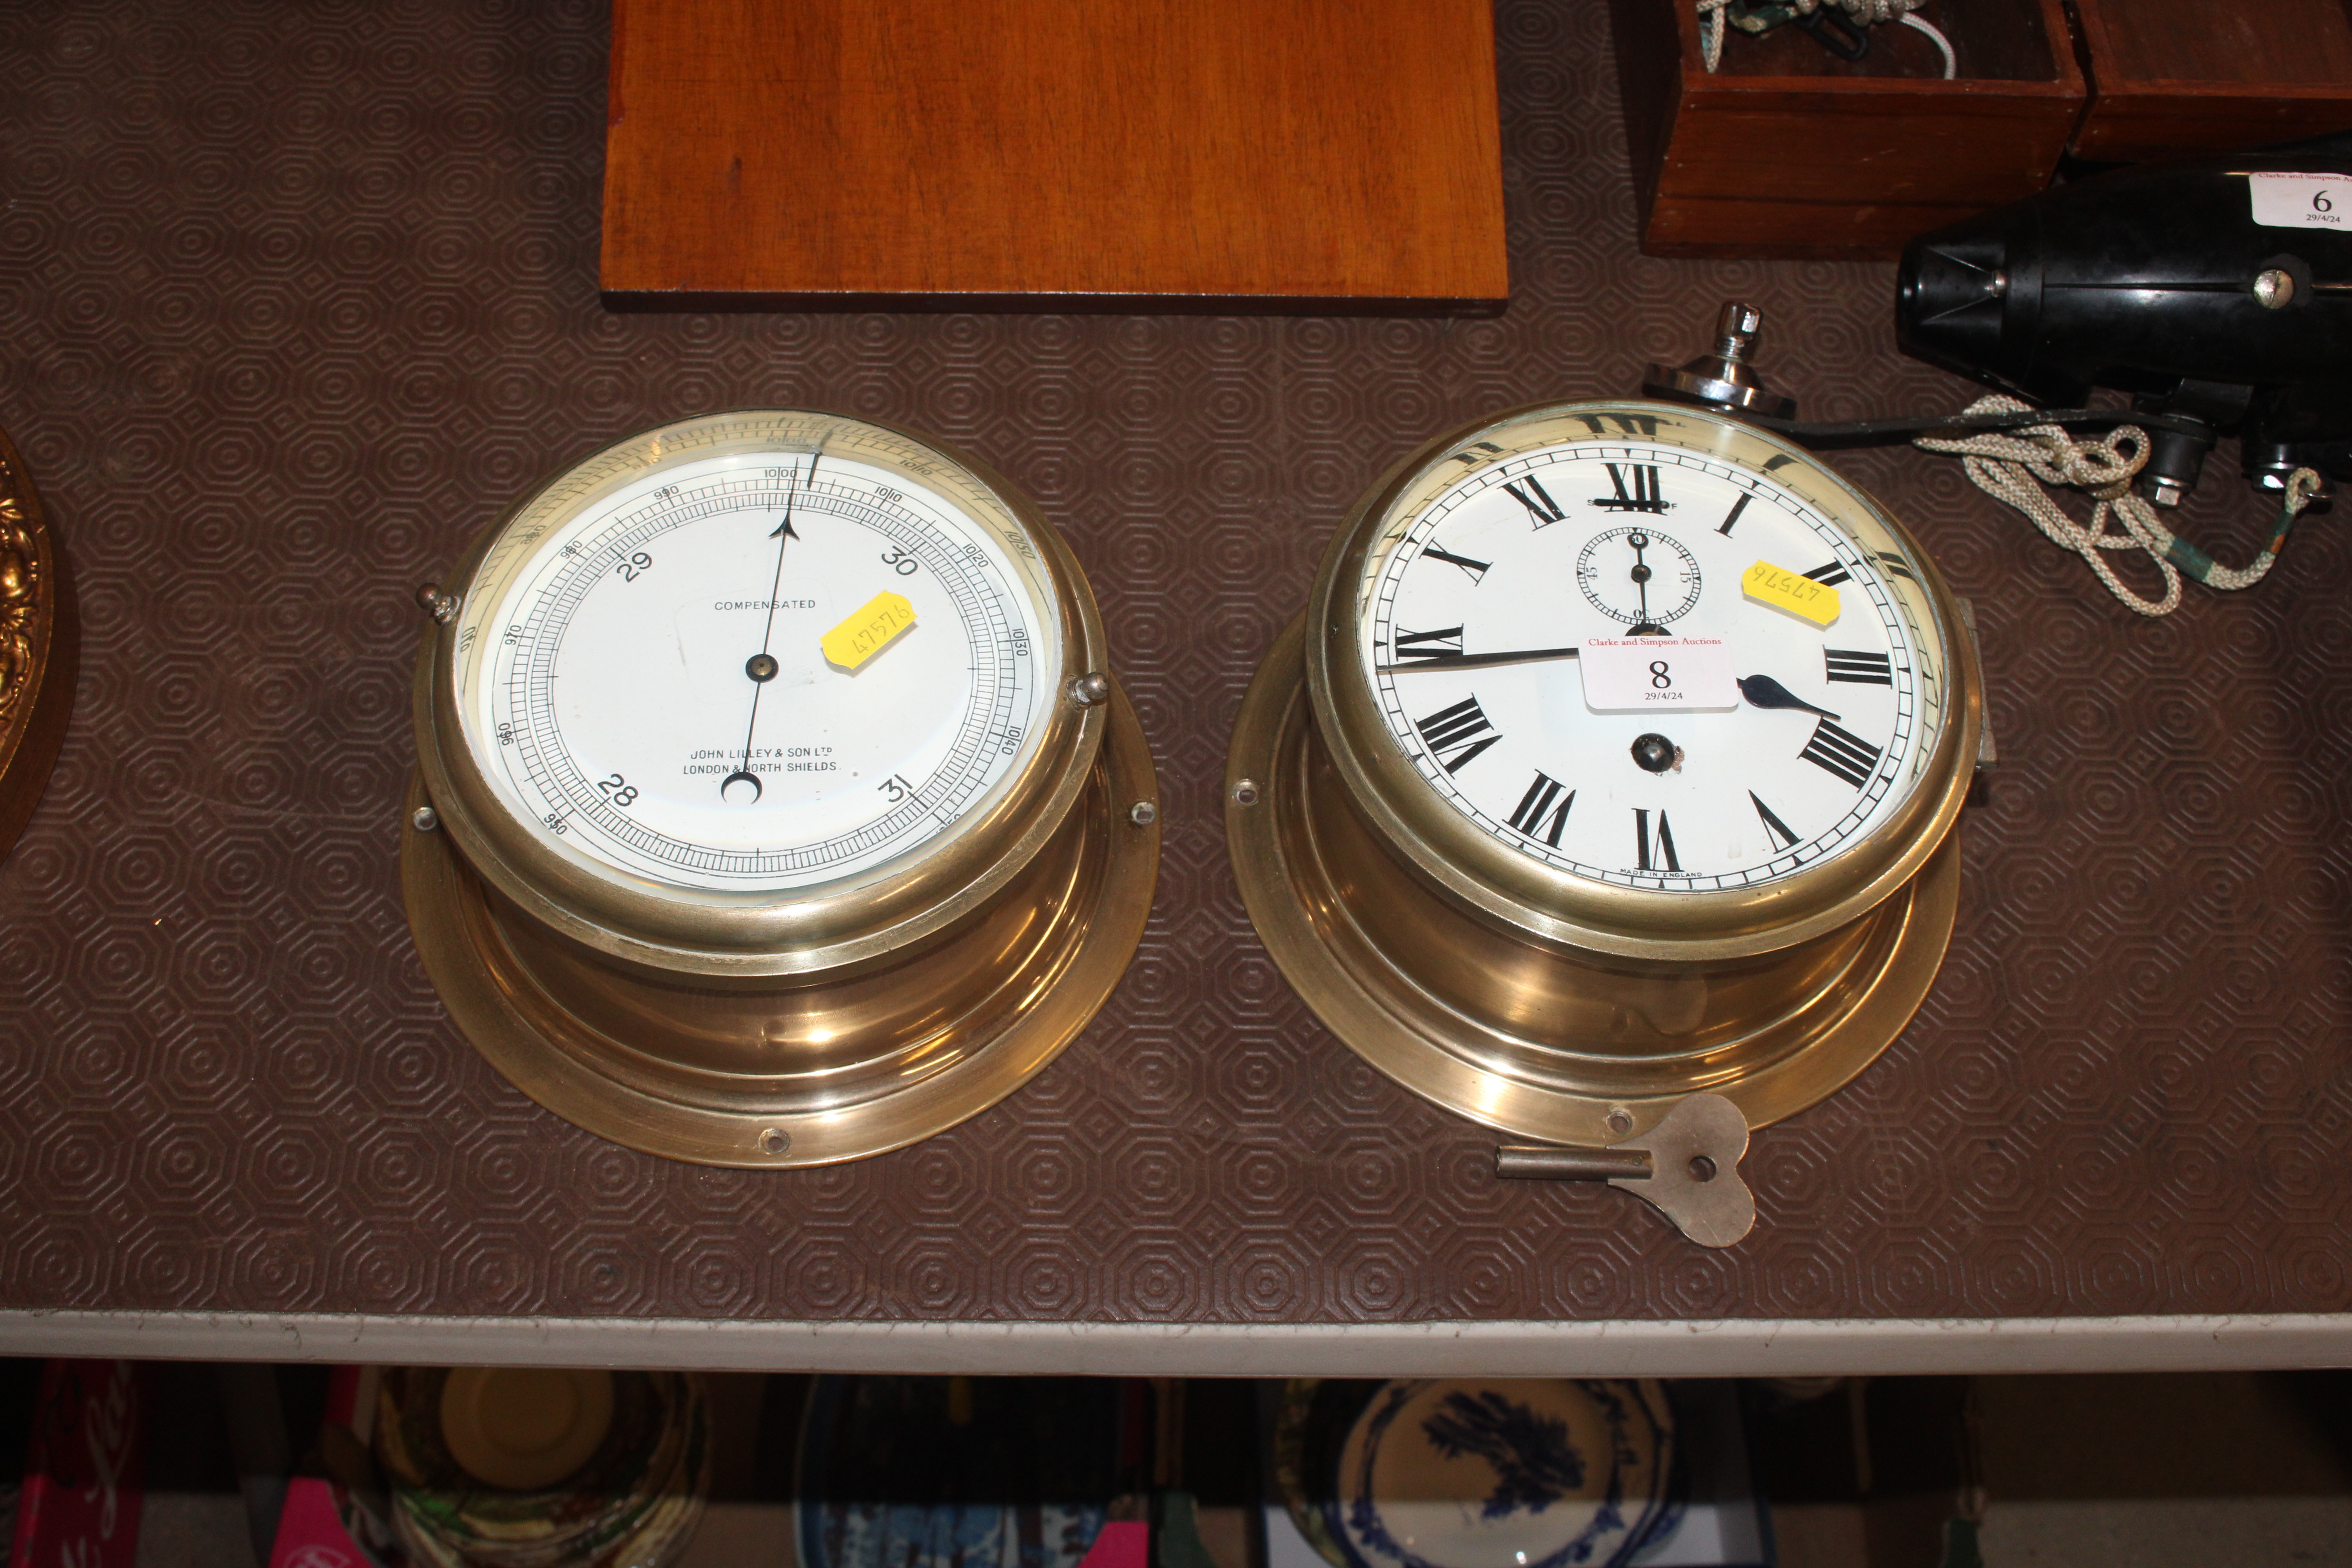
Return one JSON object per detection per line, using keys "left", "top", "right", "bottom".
{"left": 2072, "top": 0, "right": 2352, "bottom": 163}
{"left": 602, "top": 0, "right": 1510, "bottom": 313}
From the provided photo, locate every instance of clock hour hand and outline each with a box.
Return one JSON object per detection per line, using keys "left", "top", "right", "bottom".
{"left": 1379, "top": 646, "right": 1581, "bottom": 673}
{"left": 1736, "top": 673, "right": 1840, "bottom": 721}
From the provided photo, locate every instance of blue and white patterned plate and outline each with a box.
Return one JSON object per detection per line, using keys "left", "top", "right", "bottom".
{"left": 1327, "top": 1380, "right": 1675, "bottom": 1568}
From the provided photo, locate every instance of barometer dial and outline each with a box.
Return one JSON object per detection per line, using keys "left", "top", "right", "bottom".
{"left": 453, "top": 443, "right": 1056, "bottom": 895}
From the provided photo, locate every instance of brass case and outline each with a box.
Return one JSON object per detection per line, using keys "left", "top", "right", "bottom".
{"left": 405, "top": 411, "right": 1158, "bottom": 1166}
{"left": 1227, "top": 401, "right": 1982, "bottom": 1145}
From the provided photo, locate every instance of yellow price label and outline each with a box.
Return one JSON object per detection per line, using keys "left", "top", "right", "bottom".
{"left": 1741, "top": 560, "right": 1840, "bottom": 627}
{"left": 820, "top": 591, "right": 918, "bottom": 671}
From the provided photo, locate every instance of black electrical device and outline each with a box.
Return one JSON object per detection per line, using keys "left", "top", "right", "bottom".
{"left": 1898, "top": 131, "right": 2352, "bottom": 506}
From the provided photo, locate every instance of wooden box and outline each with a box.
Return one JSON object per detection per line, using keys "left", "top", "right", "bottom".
{"left": 602, "top": 0, "right": 1509, "bottom": 313}
{"left": 1608, "top": 0, "right": 2085, "bottom": 258}
{"left": 2072, "top": 0, "right": 2352, "bottom": 163}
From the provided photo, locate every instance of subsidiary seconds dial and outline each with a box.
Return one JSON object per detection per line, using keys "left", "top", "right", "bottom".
{"left": 1577, "top": 526, "right": 1702, "bottom": 631}
{"left": 1364, "top": 435, "right": 1945, "bottom": 893}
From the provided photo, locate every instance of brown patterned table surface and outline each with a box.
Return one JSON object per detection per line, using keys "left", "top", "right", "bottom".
{"left": 2, "top": 0, "right": 2348, "bottom": 1359}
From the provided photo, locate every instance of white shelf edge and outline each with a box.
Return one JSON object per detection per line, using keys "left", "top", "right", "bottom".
{"left": 0, "top": 1310, "right": 2347, "bottom": 1374}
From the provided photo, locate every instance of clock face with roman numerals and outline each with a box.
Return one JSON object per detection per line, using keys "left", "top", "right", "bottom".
{"left": 1357, "top": 415, "right": 1951, "bottom": 893}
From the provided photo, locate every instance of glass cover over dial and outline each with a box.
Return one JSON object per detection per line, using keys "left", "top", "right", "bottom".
{"left": 450, "top": 415, "right": 1062, "bottom": 895}
{"left": 1357, "top": 411, "right": 1953, "bottom": 894}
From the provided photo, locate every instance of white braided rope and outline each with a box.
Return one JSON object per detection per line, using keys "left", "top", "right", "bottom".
{"left": 1915, "top": 394, "right": 2324, "bottom": 617}
{"left": 1699, "top": 0, "right": 1729, "bottom": 70}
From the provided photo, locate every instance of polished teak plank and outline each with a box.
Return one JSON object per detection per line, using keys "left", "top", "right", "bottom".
{"left": 602, "top": 0, "right": 1510, "bottom": 312}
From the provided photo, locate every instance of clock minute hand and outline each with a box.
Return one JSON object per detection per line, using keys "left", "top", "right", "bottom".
{"left": 1736, "top": 673, "right": 1840, "bottom": 721}
{"left": 1379, "top": 646, "right": 1582, "bottom": 673}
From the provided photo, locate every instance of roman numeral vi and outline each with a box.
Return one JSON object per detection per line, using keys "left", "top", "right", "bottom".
{"left": 1635, "top": 808, "right": 1681, "bottom": 873}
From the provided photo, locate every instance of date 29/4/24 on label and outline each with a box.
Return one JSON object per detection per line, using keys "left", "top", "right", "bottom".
{"left": 1580, "top": 637, "right": 1737, "bottom": 712}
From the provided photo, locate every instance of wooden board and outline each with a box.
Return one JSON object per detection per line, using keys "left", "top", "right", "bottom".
{"left": 601, "top": 0, "right": 1509, "bottom": 312}
{"left": 2072, "top": 0, "right": 2352, "bottom": 163}
{"left": 1608, "top": 0, "right": 2083, "bottom": 259}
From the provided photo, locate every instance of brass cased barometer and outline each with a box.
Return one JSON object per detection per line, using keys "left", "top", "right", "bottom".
{"left": 1228, "top": 386, "right": 1982, "bottom": 1162}
{"left": 406, "top": 410, "right": 1156, "bottom": 1166}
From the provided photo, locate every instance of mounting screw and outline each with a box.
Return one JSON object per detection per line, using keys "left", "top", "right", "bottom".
{"left": 1230, "top": 778, "right": 1261, "bottom": 807}
{"left": 410, "top": 805, "right": 439, "bottom": 832}
{"left": 2254, "top": 267, "right": 2297, "bottom": 310}
{"left": 415, "top": 583, "right": 460, "bottom": 624}
{"left": 759, "top": 1127, "right": 791, "bottom": 1156}
{"left": 1605, "top": 1108, "right": 1634, "bottom": 1137}
{"left": 1129, "top": 800, "right": 1158, "bottom": 826}
{"left": 1066, "top": 671, "right": 1110, "bottom": 708}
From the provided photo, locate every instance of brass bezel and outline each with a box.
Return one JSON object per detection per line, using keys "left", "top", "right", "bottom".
{"left": 414, "top": 409, "right": 1108, "bottom": 981}
{"left": 1307, "top": 399, "right": 1982, "bottom": 962}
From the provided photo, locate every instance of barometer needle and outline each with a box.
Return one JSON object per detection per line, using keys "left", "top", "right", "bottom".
{"left": 722, "top": 452, "right": 819, "bottom": 803}
{"left": 1380, "top": 646, "right": 1582, "bottom": 672}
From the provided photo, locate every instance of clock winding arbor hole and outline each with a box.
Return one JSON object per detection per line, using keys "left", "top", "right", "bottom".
{"left": 1631, "top": 733, "right": 1679, "bottom": 775}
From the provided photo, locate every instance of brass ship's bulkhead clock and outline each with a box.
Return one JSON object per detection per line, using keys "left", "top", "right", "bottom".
{"left": 405, "top": 410, "right": 1157, "bottom": 1167}
{"left": 1227, "top": 376, "right": 1984, "bottom": 1178}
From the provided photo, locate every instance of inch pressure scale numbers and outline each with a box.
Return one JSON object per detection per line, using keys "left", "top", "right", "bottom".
{"left": 406, "top": 410, "right": 1157, "bottom": 1166}
{"left": 1227, "top": 336, "right": 1982, "bottom": 1244}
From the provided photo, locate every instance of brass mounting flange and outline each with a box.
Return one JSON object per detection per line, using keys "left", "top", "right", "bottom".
{"left": 404, "top": 681, "right": 1157, "bottom": 1167}
{"left": 1226, "top": 614, "right": 1958, "bottom": 1151}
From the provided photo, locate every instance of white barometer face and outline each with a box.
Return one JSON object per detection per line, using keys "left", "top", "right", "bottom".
{"left": 1359, "top": 412, "right": 1952, "bottom": 893}
{"left": 450, "top": 414, "right": 1062, "bottom": 894}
